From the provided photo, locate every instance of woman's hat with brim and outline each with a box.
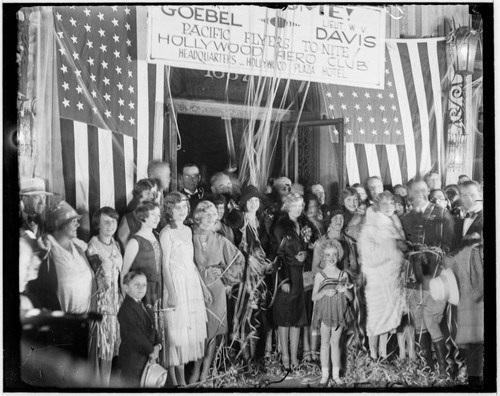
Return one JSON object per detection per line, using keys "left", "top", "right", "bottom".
{"left": 141, "top": 362, "right": 168, "bottom": 388}
{"left": 429, "top": 268, "right": 460, "bottom": 306}
{"left": 239, "top": 185, "right": 263, "bottom": 210}
{"left": 46, "top": 200, "right": 82, "bottom": 232}
{"left": 20, "top": 177, "right": 53, "bottom": 196}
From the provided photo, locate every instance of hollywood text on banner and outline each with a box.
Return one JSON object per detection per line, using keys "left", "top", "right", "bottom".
{"left": 148, "top": 5, "right": 386, "bottom": 89}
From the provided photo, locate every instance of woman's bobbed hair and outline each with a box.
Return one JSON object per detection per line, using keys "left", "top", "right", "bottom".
{"left": 164, "top": 192, "right": 190, "bottom": 228}
{"left": 193, "top": 200, "right": 217, "bottom": 225}
{"left": 135, "top": 201, "right": 160, "bottom": 222}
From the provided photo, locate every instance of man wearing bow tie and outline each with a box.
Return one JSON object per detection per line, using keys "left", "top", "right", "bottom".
{"left": 456, "top": 181, "right": 483, "bottom": 246}
{"left": 180, "top": 163, "right": 205, "bottom": 218}
{"left": 446, "top": 180, "right": 484, "bottom": 387}
{"left": 401, "top": 176, "right": 456, "bottom": 376}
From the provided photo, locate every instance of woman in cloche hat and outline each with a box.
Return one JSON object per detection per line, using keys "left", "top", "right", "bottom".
{"left": 29, "top": 200, "right": 96, "bottom": 315}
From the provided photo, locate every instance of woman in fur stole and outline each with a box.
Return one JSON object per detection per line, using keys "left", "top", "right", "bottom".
{"left": 358, "top": 191, "right": 406, "bottom": 360}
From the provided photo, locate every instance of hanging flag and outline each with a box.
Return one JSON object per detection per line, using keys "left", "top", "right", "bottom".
{"left": 321, "top": 38, "right": 447, "bottom": 187}
{"left": 54, "top": 5, "right": 138, "bottom": 137}
{"left": 53, "top": 5, "right": 166, "bottom": 231}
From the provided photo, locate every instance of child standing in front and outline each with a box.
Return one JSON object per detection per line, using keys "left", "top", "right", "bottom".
{"left": 117, "top": 271, "right": 163, "bottom": 387}
{"left": 311, "top": 239, "right": 354, "bottom": 386}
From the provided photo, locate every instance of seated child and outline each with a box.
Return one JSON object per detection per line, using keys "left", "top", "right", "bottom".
{"left": 117, "top": 271, "right": 163, "bottom": 387}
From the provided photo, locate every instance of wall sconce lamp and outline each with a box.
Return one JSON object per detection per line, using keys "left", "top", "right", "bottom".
{"left": 452, "top": 26, "right": 480, "bottom": 76}
{"left": 446, "top": 23, "right": 481, "bottom": 171}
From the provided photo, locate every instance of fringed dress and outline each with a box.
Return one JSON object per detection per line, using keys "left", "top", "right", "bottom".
{"left": 312, "top": 270, "right": 354, "bottom": 329}
{"left": 160, "top": 226, "right": 207, "bottom": 366}
{"left": 87, "top": 237, "right": 123, "bottom": 363}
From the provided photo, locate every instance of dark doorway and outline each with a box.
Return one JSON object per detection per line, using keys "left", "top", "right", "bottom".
{"left": 176, "top": 114, "right": 244, "bottom": 187}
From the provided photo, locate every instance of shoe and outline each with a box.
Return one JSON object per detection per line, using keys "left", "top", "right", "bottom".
{"left": 281, "top": 356, "right": 291, "bottom": 371}
{"left": 433, "top": 339, "right": 449, "bottom": 377}
{"left": 418, "top": 332, "right": 434, "bottom": 369}
{"left": 331, "top": 367, "right": 341, "bottom": 384}
{"left": 303, "top": 350, "right": 312, "bottom": 362}
{"left": 311, "top": 351, "right": 320, "bottom": 362}
{"left": 319, "top": 368, "right": 329, "bottom": 386}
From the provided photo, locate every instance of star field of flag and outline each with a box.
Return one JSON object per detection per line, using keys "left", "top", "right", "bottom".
{"left": 323, "top": 47, "right": 405, "bottom": 145}
{"left": 55, "top": 6, "right": 138, "bottom": 137}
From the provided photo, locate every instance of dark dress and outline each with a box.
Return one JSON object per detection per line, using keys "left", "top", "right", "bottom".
{"left": 117, "top": 295, "right": 161, "bottom": 387}
{"left": 270, "top": 215, "right": 308, "bottom": 327}
{"left": 129, "top": 235, "right": 162, "bottom": 307}
{"left": 126, "top": 211, "right": 143, "bottom": 237}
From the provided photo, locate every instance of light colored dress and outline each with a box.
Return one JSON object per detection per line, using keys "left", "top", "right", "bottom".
{"left": 86, "top": 236, "right": 123, "bottom": 362}
{"left": 161, "top": 225, "right": 207, "bottom": 366}
{"left": 46, "top": 234, "right": 93, "bottom": 314}
{"left": 192, "top": 227, "right": 245, "bottom": 340}
{"left": 358, "top": 207, "right": 405, "bottom": 337}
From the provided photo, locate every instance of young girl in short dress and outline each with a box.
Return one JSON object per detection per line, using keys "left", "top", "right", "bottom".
{"left": 311, "top": 239, "right": 354, "bottom": 386}
{"left": 160, "top": 192, "right": 209, "bottom": 386}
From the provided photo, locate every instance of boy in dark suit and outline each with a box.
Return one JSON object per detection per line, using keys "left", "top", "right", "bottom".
{"left": 117, "top": 271, "right": 162, "bottom": 387}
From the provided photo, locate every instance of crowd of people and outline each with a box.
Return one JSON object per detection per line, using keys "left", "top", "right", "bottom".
{"left": 19, "top": 161, "right": 484, "bottom": 388}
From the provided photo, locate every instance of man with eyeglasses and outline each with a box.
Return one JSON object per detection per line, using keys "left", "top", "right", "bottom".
{"left": 180, "top": 163, "right": 205, "bottom": 216}
{"left": 429, "top": 189, "right": 449, "bottom": 210}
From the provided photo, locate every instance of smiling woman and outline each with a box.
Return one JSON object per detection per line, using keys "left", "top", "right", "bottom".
{"left": 29, "top": 201, "right": 96, "bottom": 314}
{"left": 86, "top": 207, "right": 123, "bottom": 386}
{"left": 121, "top": 201, "right": 163, "bottom": 307}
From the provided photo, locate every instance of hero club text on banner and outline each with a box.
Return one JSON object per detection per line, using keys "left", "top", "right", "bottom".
{"left": 148, "top": 5, "right": 386, "bottom": 89}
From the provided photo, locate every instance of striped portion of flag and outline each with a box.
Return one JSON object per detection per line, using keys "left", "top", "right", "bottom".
{"left": 324, "top": 38, "right": 447, "bottom": 187}
{"left": 61, "top": 119, "right": 134, "bottom": 219}
{"left": 59, "top": 63, "right": 166, "bottom": 236}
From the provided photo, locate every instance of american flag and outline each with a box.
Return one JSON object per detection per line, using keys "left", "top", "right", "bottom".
{"left": 55, "top": 5, "right": 137, "bottom": 137}
{"left": 54, "top": 6, "right": 167, "bottom": 237}
{"left": 321, "top": 38, "right": 448, "bottom": 187}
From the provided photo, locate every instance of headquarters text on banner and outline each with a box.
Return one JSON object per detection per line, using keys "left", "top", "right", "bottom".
{"left": 148, "top": 5, "right": 386, "bottom": 89}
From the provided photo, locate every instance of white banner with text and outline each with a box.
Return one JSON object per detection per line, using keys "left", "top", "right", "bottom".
{"left": 148, "top": 5, "right": 386, "bottom": 89}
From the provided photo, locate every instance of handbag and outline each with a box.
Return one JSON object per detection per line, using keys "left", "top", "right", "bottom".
{"left": 140, "top": 359, "right": 168, "bottom": 388}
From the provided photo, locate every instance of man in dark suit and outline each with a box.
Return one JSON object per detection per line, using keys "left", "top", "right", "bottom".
{"left": 452, "top": 180, "right": 483, "bottom": 387}
{"left": 117, "top": 271, "right": 162, "bottom": 388}
{"left": 401, "top": 176, "right": 456, "bottom": 376}
{"left": 456, "top": 180, "right": 483, "bottom": 246}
